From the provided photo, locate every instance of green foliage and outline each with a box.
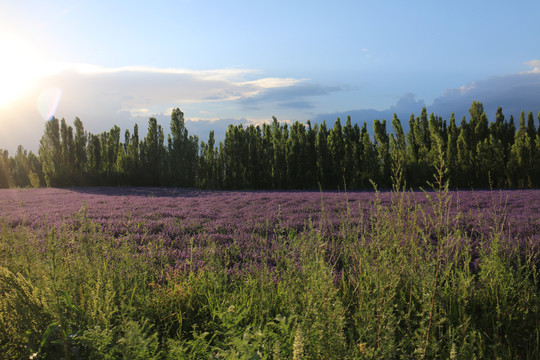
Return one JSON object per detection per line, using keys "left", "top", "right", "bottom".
{"left": 0, "top": 266, "right": 51, "bottom": 359}
{"left": 3, "top": 102, "right": 540, "bottom": 189}
{"left": 116, "top": 319, "right": 161, "bottom": 359}
{"left": 1, "top": 187, "right": 539, "bottom": 358}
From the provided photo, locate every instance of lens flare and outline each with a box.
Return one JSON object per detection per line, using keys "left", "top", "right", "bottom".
{"left": 37, "top": 87, "right": 62, "bottom": 120}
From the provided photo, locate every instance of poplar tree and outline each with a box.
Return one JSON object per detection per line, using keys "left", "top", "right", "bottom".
{"left": 261, "top": 123, "right": 274, "bottom": 189}
{"left": 39, "top": 118, "right": 62, "bottom": 186}
{"left": 169, "top": 108, "right": 188, "bottom": 186}
{"left": 0, "top": 149, "right": 11, "bottom": 188}
{"left": 373, "top": 119, "right": 390, "bottom": 187}
{"left": 456, "top": 117, "right": 472, "bottom": 187}
{"left": 391, "top": 114, "right": 407, "bottom": 185}
{"left": 86, "top": 133, "right": 102, "bottom": 183}
{"left": 342, "top": 116, "right": 357, "bottom": 189}
{"left": 328, "top": 118, "right": 345, "bottom": 188}
{"left": 73, "top": 117, "right": 87, "bottom": 184}
{"left": 507, "top": 113, "right": 532, "bottom": 188}
{"left": 446, "top": 113, "right": 458, "bottom": 186}
{"left": 287, "top": 121, "right": 306, "bottom": 189}
{"left": 316, "top": 121, "right": 330, "bottom": 188}
{"left": 141, "top": 118, "right": 165, "bottom": 185}
{"left": 60, "top": 119, "right": 75, "bottom": 184}
{"left": 272, "top": 117, "right": 288, "bottom": 189}
{"left": 305, "top": 121, "right": 318, "bottom": 189}
{"left": 246, "top": 125, "right": 261, "bottom": 188}
{"left": 360, "top": 123, "right": 378, "bottom": 187}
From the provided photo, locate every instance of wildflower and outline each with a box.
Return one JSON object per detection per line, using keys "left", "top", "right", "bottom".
{"left": 358, "top": 342, "right": 367, "bottom": 355}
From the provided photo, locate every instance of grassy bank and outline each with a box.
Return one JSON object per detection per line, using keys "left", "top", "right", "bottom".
{"left": 1, "top": 186, "right": 539, "bottom": 359}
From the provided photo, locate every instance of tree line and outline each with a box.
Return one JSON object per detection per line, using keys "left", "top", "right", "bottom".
{"left": 1, "top": 102, "right": 539, "bottom": 190}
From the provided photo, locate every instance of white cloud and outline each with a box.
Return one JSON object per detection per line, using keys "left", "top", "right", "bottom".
{"left": 48, "top": 62, "right": 257, "bottom": 80}
{"left": 239, "top": 77, "right": 305, "bottom": 89}
{"left": 0, "top": 63, "right": 307, "bottom": 152}
{"left": 524, "top": 59, "right": 540, "bottom": 73}
{"left": 34, "top": 63, "right": 304, "bottom": 112}
{"left": 458, "top": 82, "right": 476, "bottom": 94}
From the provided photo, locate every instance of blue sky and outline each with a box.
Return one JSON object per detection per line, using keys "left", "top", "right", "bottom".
{"left": 1, "top": 0, "right": 539, "bottom": 153}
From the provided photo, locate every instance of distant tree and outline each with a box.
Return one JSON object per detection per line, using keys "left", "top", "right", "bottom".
{"left": 316, "top": 120, "right": 330, "bottom": 188}
{"left": 246, "top": 125, "right": 261, "bottom": 188}
{"left": 169, "top": 108, "right": 188, "bottom": 186}
{"left": 260, "top": 123, "right": 274, "bottom": 189}
{"left": 7, "top": 102, "right": 540, "bottom": 190}
{"left": 343, "top": 116, "right": 359, "bottom": 189}
{"left": 272, "top": 117, "right": 288, "bottom": 189}
{"left": 527, "top": 111, "right": 536, "bottom": 140}
{"left": 470, "top": 101, "right": 489, "bottom": 146}
{"left": 87, "top": 133, "right": 102, "bottom": 183}
{"left": 352, "top": 123, "right": 365, "bottom": 187}
{"left": 141, "top": 118, "right": 165, "bottom": 185}
{"left": 304, "top": 120, "right": 318, "bottom": 189}
{"left": 223, "top": 124, "right": 246, "bottom": 189}
{"left": 445, "top": 113, "right": 458, "bottom": 186}
{"left": 527, "top": 111, "right": 537, "bottom": 173}
{"left": 10, "top": 146, "right": 29, "bottom": 187}
{"left": 534, "top": 129, "right": 540, "bottom": 187}
{"left": 428, "top": 113, "right": 445, "bottom": 168}
{"left": 538, "top": 112, "right": 540, "bottom": 138}
{"left": 102, "top": 125, "right": 121, "bottom": 184}
{"left": 328, "top": 118, "right": 345, "bottom": 189}
{"left": 116, "top": 130, "right": 129, "bottom": 185}
{"left": 0, "top": 149, "right": 12, "bottom": 188}
{"left": 39, "top": 118, "right": 63, "bottom": 187}
{"left": 59, "top": 119, "right": 75, "bottom": 185}
{"left": 456, "top": 118, "right": 473, "bottom": 188}
{"left": 28, "top": 151, "right": 43, "bottom": 188}
{"left": 476, "top": 134, "right": 505, "bottom": 188}
{"left": 199, "top": 130, "right": 218, "bottom": 188}
{"left": 360, "top": 123, "right": 378, "bottom": 187}
{"left": 206, "top": 130, "right": 218, "bottom": 188}
{"left": 405, "top": 114, "right": 419, "bottom": 186}
{"left": 373, "top": 119, "right": 390, "bottom": 187}
{"left": 73, "top": 117, "right": 87, "bottom": 184}
{"left": 390, "top": 114, "right": 407, "bottom": 186}
{"left": 507, "top": 113, "right": 533, "bottom": 188}
{"left": 407, "top": 109, "right": 432, "bottom": 187}
{"left": 287, "top": 121, "right": 306, "bottom": 189}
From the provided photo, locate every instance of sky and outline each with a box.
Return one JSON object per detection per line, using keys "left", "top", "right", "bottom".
{"left": 0, "top": 0, "right": 539, "bottom": 153}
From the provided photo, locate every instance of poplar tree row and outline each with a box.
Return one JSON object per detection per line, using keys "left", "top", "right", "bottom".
{"left": 1, "top": 102, "right": 539, "bottom": 190}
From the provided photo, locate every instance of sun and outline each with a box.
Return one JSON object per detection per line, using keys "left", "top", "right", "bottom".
{"left": 0, "top": 34, "right": 40, "bottom": 108}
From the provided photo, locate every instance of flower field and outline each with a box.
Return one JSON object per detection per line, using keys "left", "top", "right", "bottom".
{"left": 1, "top": 187, "right": 539, "bottom": 359}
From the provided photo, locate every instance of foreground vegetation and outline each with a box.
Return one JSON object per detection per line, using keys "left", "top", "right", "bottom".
{"left": 1, "top": 182, "right": 539, "bottom": 359}
{"left": 1, "top": 101, "right": 540, "bottom": 190}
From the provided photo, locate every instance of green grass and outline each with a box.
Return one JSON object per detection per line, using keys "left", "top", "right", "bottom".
{"left": 1, "top": 187, "right": 539, "bottom": 359}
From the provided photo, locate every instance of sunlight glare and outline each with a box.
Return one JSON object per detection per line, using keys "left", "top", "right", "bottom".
{"left": 0, "top": 34, "right": 40, "bottom": 107}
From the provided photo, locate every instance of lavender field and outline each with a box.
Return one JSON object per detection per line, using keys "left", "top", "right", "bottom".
{"left": 1, "top": 187, "right": 539, "bottom": 359}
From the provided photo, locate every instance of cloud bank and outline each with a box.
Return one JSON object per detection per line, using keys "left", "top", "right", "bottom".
{"left": 314, "top": 62, "right": 540, "bottom": 131}
{"left": 0, "top": 64, "right": 310, "bottom": 152}
{"left": 1, "top": 61, "right": 539, "bottom": 154}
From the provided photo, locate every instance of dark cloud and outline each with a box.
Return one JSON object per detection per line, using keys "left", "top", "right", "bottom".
{"left": 312, "top": 93, "right": 425, "bottom": 128}
{"left": 388, "top": 92, "right": 426, "bottom": 114}
{"left": 278, "top": 101, "right": 315, "bottom": 109}
{"left": 428, "top": 72, "right": 540, "bottom": 121}
{"left": 312, "top": 72, "right": 540, "bottom": 132}
{"left": 239, "top": 83, "right": 348, "bottom": 110}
